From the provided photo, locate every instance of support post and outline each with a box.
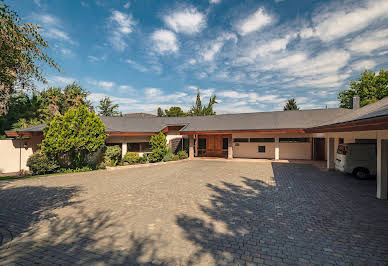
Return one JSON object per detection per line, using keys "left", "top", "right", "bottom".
{"left": 189, "top": 135, "right": 194, "bottom": 159}
{"left": 327, "top": 137, "right": 335, "bottom": 170}
{"left": 275, "top": 137, "right": 279, "bottom": 160}
{"left": 377, "top": 138, "right": 388, "bottom": 199}
{"left": 122, "top": 142, "right": 127, "bottom": 158}
{"left": 228, "top": 135, "right": 233, "bottom": 159}
{"left": 195, "top": 134, "right": 198, "bottom": 157}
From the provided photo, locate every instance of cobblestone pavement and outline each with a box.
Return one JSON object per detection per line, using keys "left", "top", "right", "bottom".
{"left": 0, "top": 160, "right": 387, "bottom": 265}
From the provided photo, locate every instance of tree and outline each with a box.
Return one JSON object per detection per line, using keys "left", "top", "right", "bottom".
{"left": 97, "top": 97, "right": 119, "bottom": 116}
{"left": 0, "top": 1, "right": 59, "bottom": 114}
{"left": 40, "top": 82, "right": 91, "bottom": 119}
{"left": 283, "top": 98, "right": 299, "bottom": 111}
{"left": 338, "top": 69, "right": 388, "bottom": 108}
{"left": 164, "top": 106, "right": 186, "bottom": 117}
{"left": 41, "top": 105, "right": 106, "bottom": 169}
{"left": 148, "top": 132, "right": 167, "bottom": 163}
{"left": 188, "top": 89, "right": 217, "bottom": 116}
{"left": 157, "top": 107, "right": 165, "bottom": 117}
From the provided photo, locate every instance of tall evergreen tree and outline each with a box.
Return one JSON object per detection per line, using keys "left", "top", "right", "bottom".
{"left": 188, "top": 89, "right": 217, "bottom": 116}
{"left": 157, "top": 107, "right": 165, "bottom": 117}
{"left": 97, "top": 97, "right": 119, "bottom": 116}
{"left": 283, "top": 98, "right": 299, "bottom": 111}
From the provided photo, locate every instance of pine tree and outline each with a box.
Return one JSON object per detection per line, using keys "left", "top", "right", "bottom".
{"left": 283, "top": 98, "right": 299, "bottom": 111}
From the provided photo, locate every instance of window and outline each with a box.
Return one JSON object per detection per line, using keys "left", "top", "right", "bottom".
{"left": 258, "top": 146, "right": 266, "bottom": 153}
{"left": 198, "top": 138, "right": 206, "bottom": 149}
{"left": 128, "top": 142, "right": 152, "bottom": 152}
{"left": 128, "top": 143, "right": 140, "bottom": 152}
{"left": 250, "top": 138, "right": 275, "bottom": 142}
{"left": 233, "top": 138, "right": 249, "bottom": 142}
{"left": 279, "top": 138, "right": 309, "bottom": 143}
{"left": 141, "top": 142, "right": 152, "bottom": 152}
{"left": 222, "top": 138, "right": 228, "bottom": 149}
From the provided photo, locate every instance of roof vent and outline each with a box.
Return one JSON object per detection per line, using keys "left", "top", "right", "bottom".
{"left": 350, "top": 95, "right": 360, "bottom": 110}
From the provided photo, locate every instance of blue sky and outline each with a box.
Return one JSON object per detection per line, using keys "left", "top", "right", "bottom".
{"left": 10, "top": 0, "right": 388, "bottom": 114}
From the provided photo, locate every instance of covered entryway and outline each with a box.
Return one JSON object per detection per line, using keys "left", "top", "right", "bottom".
{"left": 313, "top": 138, "right": 325, "bottom": 161}
{"left": 197, "top": 135, "right": 229, "bottom": 157}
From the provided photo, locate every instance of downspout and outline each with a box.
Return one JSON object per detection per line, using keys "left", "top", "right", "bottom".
{"left": 19, "top": 137, "right": 22, "bottom": 173}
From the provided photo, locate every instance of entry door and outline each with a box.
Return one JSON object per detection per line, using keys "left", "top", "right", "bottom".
{"left": 314, "top": 138, "right": 325, "bottom": 161}
{"left": 198, "top": 135, "right": 226, "bottom": 157}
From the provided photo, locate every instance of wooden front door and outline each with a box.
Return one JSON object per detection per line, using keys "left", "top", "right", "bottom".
{"left": 198, "top": 135, "right": 228, "bottom": 157}
{"left": 313, "top": 138, "right": 325, "bottom": 161}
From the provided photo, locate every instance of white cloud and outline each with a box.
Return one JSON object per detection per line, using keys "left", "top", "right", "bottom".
{"left": 209, "top": 0, "right": 221, "bottom": 4}
{"left": 151, "top": 29, "right": 179, "bottom": 54}
{"left": 144, "top": 88, "right": 162, "bottom": 97}
{"left": 108, "top": 10, "right": 135, "bottom": 51}
{"left": 249, "top": 35, "right": 291, "bottom": 58}
{"left": 163, "top": 8, "right": 206, "bottom": 35}
{"left": 48, "top": 75, "right": 76, "bottom": 85}
{"left": 33, "top": 0, "right": 42, "bottom": 7}
{"left": 236, "top": 7, "right": 272, "bottom": 36}
{"left": 302, "top": 0, "right": 388, "bottom": 41}
{"left": 89, "top": 93, "right": 137, "bottom": 105}
{"left": 351, "top": 59, "right": 377, "bottom": 71}
{"left": 87, "top": 80, "right": 115, "bottom": 91}
{"left": 347, "top": 29, "right": 388, "bottom": 53}
{"left": 218, "top": 90, "right": 248, "bottom": 99}
{"left": 126, "top": 59, "right": 148, "bottom": 72}
{"left": 201, "top": 33, "right": 237, "bottom": 61}
{"left": 124, "top": 2, "right": 130, "bottom": 9}
{"left": 33, "top": 13, "right": 75, "bottom": 44}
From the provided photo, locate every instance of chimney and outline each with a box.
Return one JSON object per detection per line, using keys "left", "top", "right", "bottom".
{"left": 350, "top": 95, "right": 360, "bottom": 109}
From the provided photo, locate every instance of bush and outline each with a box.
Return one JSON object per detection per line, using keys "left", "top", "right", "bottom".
{"left": 148, "top": 132, "right": 167, "bottom": 163}
{"left": 105, "top": 145, "right": 121, "bottom": 166}
{"left": 173, "top": 154, "right": 180, "bottom": 161}
{"left": 27, "top": 151, "right": 59, "bottom": 175}
{"left": 177, "top": 150, "right": 188, "bottom": 159}
{"left": 162, "top": 152, "right": 175, "bottom": 162}
{"left": 58, "top": 167, "right": 92, "bottom": 173}
{"left": 123, "top": 152, "right": 139, "bottom": 164}
{"left": 41, "top": 105, "right": 106, "bottom": 169}
{"left": 138, "top": 154, "right": 149, "bottom": 164}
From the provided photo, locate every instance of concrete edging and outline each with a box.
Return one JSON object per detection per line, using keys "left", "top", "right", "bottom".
{"left": 106, "top": 158, "right": 190, "bottom": 171}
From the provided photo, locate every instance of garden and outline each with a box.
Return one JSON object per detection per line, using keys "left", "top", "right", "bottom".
{"left": 26, "top": 105, "right": 188, "bottom": 176}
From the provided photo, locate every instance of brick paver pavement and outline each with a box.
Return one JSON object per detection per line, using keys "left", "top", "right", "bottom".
{"left": 0, "top": 160, "right": 387, "bottom": 265}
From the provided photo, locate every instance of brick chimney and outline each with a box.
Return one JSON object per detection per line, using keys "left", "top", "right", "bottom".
{"left": 350, "top": 95, "right": 360, "bottom": 109}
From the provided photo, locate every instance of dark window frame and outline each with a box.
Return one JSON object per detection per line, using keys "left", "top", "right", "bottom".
{"left": 222, "top": 138, "right": 228, "bottom": 150}
{"left": 258, "top": 146, "right": 266, "bottom": 153}
{"left": 279, "top": 138, "right": 310, "bottom": 143}
{"left": 198, "top": 138, "right": 207, "bottom": 149}
{"left": 250, "top": 138, "right": 275, "bottom": 143}
{"left": 233, "top": 138, "right": 249, "bottom": 143}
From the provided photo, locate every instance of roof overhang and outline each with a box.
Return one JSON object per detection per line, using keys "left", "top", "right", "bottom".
{"left": 107, "top": 131, "right": 157, "bottom": 136}
{"left": 180, "top": 129, "right": 306, "bottom": 135}
{"left": 4, "top": 131, "right": 43, "bottom": 138}
{"left": 306, "top": 116, "right": 388, "bottom": 133}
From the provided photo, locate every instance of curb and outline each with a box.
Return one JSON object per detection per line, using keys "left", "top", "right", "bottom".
{"left": 106, "top": 159, "right": 190, "bottom": 171}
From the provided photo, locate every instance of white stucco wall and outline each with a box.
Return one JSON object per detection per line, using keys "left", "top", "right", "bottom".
{"left": 0, "top": 136, "right": 42, "bottom": 174}
{"left": 232, "top": 133, "right": 313, "bottom": 159}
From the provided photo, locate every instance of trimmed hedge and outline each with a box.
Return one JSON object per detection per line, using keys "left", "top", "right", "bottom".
{"left": 123, "top": 152, "right": 139, "bottom": 164}
{"left": 27, "top": 150, "right": 59, "bottom": 175}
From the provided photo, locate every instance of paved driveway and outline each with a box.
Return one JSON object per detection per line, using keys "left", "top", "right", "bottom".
{"left": 0, "top": 160, "right": 387, "bottom": 265}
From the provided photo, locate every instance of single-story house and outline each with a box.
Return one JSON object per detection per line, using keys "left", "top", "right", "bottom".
{"left": 2, "top": 96, "right": 388, "bottom": 199}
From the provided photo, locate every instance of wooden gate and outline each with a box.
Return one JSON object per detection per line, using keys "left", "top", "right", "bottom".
{"left": 198, "top": 135, "right": 229, "bottom": 157}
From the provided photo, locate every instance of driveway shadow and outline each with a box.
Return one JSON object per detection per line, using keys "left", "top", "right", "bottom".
{"left": 176, "top": 162, "right": 388, "bottom": 265}
{"left": 0, "top": 183, "right": 176, "bottom": 265}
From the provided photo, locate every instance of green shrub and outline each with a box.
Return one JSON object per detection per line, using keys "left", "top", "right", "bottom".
{"left": 138, "top": 154, "right": 149, "bottom": 164}
{"left": 149, "top": 132, "right": 167, "bottom": 163}
{"left": 177, "top": 150, "right": 188, "bottom": 159}
{"left": 105, "top": 145, "right": 122, "bottom": 166}
{"left": 162, "top": 152, "right": 175, "bottom": 162}
{"left": 173, "top": 154, "right": 180, "bottom": 161}
{"left": 123, "top": 152, "right": 139, "bottom": 164}
{"left": 58, "top": 167, "right": 92, "bottom": 173}
{"left": 41, "top": 105, "right": 106, "bottom": 169}
{"left": 27, "top": 151, "right": 59, "bottom": 175}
